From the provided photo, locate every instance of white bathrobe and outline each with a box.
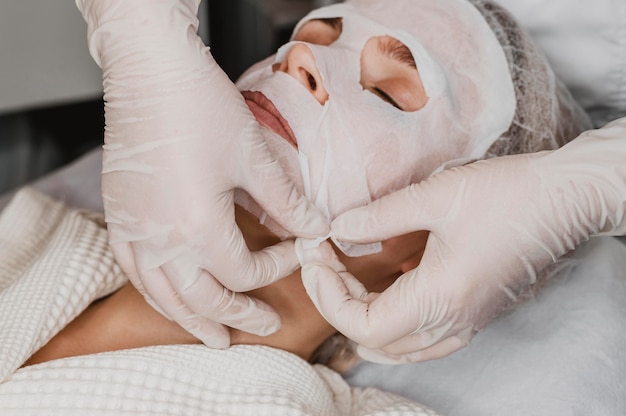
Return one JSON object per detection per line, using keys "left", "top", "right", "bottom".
{"left": 0, "top": 187, "right": 437, "bottom": 416}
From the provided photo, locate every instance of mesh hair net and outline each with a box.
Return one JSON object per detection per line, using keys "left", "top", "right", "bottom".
{"left": 472, "top": 0, "right": 593, "bottom": 157}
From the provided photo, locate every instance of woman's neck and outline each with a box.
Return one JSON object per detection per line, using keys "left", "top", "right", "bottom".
{"left": 232, "top": 206, "right": 337, "bottom": 360}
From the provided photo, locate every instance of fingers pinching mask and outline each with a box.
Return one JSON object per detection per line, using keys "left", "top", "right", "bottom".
{"left": 235, "top": 0, "right": 515, "bottom": 256}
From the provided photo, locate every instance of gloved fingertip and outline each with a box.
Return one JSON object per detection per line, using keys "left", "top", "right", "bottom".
{"left": 295, "top": 239, "right": 345, "bottom": 272}
{"left": 331, "top": 208, "right": 371, "bottom": 242}
{"left": 355, "top": 346, "right": 402, "bottom": 365}
{"left": 253, "top": 317, "right": 282, "bottom": 337}
{"left": 300, "top": 265, "right": 322, "bottom": 296}
{"left": 363, "top": 292, "right": 381, "bottom": 303}
{"left": 182, "top": 320, "right": 232, "bottom": 349}
{"left": 297, "top": 208, "right": 331, "bottom": 239}
{"left": 226, "top": 305, "right": 282, "bottom": 337}
{"left": 194, "top": 330, "right": 230, "bottom": 349}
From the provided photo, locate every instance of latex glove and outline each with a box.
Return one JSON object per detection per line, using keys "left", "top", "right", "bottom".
{"left": 76, "top": 0, "right": 328, "bottom": 347}
{"left": 302, "top": 117, "right": 626, "bottom": 363}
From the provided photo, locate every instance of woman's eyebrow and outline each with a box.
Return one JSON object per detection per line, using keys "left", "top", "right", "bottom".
{"left": 378, "top": 37, "right": 417, "bottom": 69}
{"left": 317, "top": 17, "right": 343, "bottom": 32}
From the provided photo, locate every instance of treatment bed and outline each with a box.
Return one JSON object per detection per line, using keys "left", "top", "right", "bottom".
{"left": 1, "top": 144, "right": 626, "bottom": 416}
{"left": 0, "top": 149, "right": 626, "bottom": 416}
{"left": 1, "top": 0, "right": 625, "bottom": 413}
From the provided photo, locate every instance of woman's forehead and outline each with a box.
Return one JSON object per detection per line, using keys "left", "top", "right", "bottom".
{"left": 294, "top": 3, "right": 401, "bottom": 41}
{"left": 295, "top": 0, "right": 481, "bottom": 44}
{"left": 293, "top": 3, "right": 448, "bottom": 100}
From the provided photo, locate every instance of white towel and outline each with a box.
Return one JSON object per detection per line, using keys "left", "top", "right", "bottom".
{"left": 0, "top": 188, "right": 438, "bottom": 415}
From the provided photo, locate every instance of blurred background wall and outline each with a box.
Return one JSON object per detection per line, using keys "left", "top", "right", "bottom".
{"left": 0, "top": 0, "right": 332, "bottom": 195}
{"left": 0, "top": 0, "right": 207, "bottom": 195}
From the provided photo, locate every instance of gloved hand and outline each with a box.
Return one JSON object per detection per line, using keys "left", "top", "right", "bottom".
{"left": 76, "top": 0, "right": 328, "bottom": 347}
{"left": 302, "top": 117, "right": 626, "bottom": 363}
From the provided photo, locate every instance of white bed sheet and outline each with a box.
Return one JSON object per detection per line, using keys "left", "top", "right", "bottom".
{"left": 1, "top": 147, "right": 625, "bottom": 415}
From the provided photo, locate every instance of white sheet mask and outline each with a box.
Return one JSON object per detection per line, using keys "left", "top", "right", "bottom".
{"left": 235, "top": 0, "right": 515, "bottom": 256}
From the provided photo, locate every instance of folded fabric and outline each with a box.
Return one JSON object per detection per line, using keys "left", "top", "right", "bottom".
{"left": 0, "top": 187, "right": 126, "bottom": 381}
{"left": 0, "top": 187, "right": 438, "bottom": 415}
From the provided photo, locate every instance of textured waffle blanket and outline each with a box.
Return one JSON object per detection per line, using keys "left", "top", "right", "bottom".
{"left": 0, "top": 188, "right": 438, "bottom": 415}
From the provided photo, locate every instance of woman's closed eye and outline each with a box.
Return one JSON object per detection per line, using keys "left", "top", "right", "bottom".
{"left": 361, "top": 36, "right": 428, "bottom": 112}
{"left": 293, "top": 20, "right": 427, "bottom": 112}
{"left": 371, "top": 87, "right": 402, "bottom": 110}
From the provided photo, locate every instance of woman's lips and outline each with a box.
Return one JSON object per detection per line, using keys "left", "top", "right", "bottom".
{"left": 242, "top": 90, "right": 298, "bottom": 149}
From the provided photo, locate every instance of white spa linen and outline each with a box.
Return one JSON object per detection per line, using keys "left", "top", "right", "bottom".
{"left": 2, "top": 170, "right": 626, "bottom": 415}
{"left": 0, "top": 188, "right": 438, "bottom": 416}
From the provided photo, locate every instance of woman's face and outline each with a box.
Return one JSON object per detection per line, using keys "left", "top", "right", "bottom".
{"left": 236, "top": 8, "right": 452, "bottom": 219}
{"left": 234, "top": 0, "right": 515, "bottom": 255}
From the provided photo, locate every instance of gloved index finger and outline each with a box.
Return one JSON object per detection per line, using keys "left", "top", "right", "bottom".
{"left": 135, "top": 263, "right": 232, "bottom": 349}
{"left": 162, "top": 262, "right": 282, "bottom": 337}
{"left": 207, "top": 213, "right": 303, "bottom": 292}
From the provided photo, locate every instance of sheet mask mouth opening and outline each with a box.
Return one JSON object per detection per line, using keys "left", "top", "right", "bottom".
{"left": 242, "top": 90, "right": 299, "bottom": 149}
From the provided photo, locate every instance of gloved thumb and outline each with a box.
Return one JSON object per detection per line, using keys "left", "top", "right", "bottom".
{"left": 331, "top": 173, "right": 456, "bottom": 244}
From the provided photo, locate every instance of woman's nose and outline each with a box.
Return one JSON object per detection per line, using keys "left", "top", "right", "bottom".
{"left": 273, "top": 43, "right": 329, "bottom": 105}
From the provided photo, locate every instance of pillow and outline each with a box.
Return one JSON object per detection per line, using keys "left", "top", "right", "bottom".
{"left": 494, "top": 0, "right": 626, "bottom": 127}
